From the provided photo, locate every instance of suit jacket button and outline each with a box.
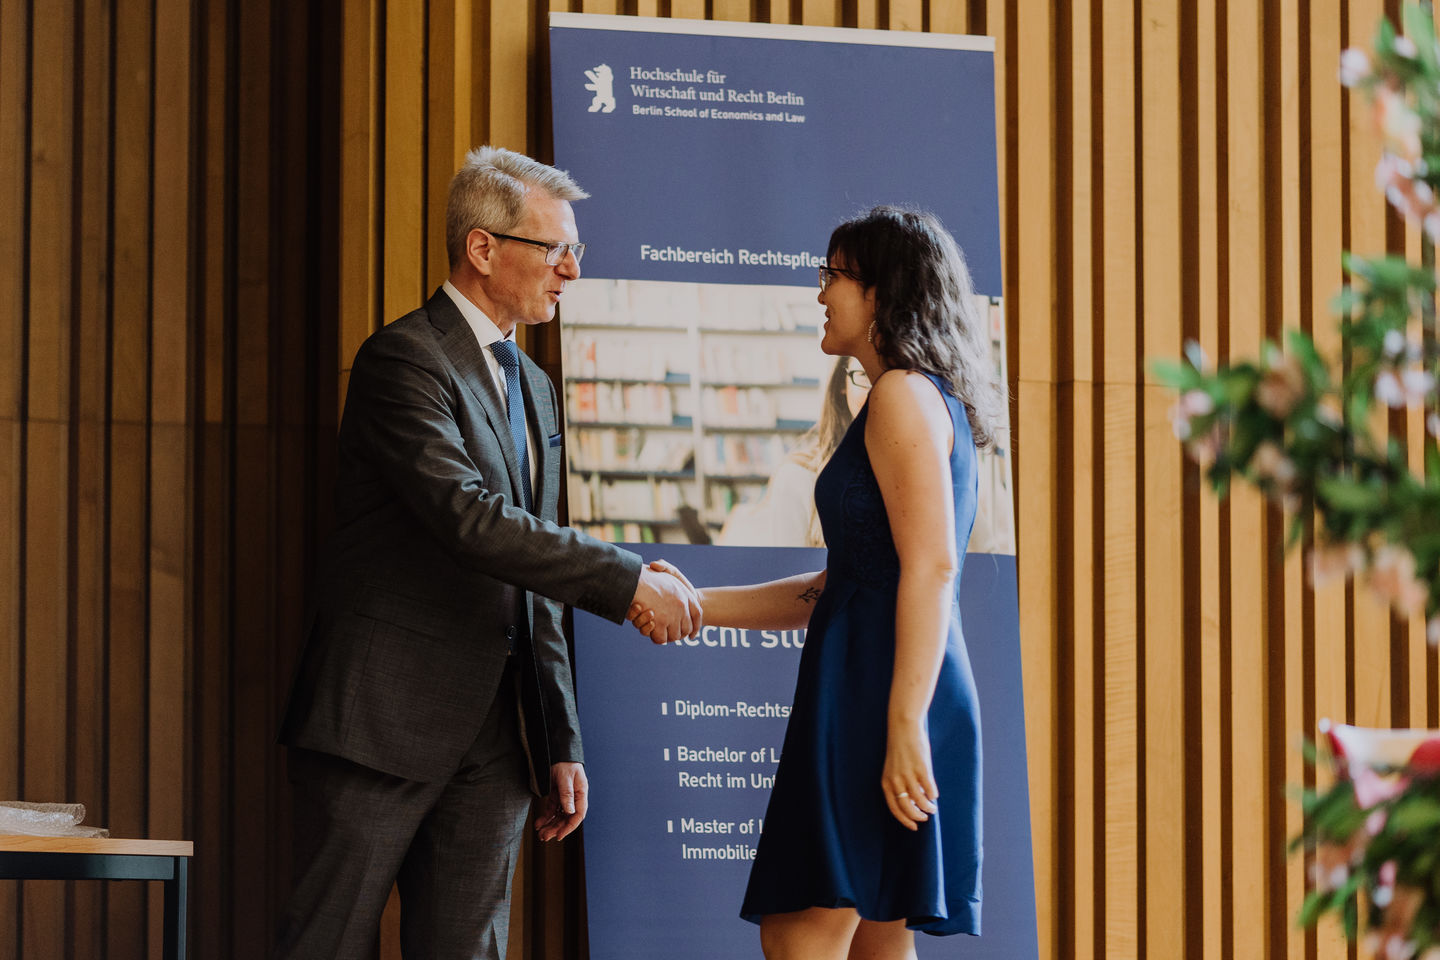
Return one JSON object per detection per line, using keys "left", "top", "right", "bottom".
{"left": 506, "top": 626, "right": 517, "bottom": 640}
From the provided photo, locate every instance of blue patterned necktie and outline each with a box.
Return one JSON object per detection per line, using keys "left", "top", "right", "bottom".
{"left": 489, "top": 339, "right": 532, "bottom": 512}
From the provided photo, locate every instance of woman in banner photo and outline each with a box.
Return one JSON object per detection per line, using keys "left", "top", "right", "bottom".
{"left": 631, "top": 206, "right": 1005, "bottom": 959}
{"left": 715, "top": 354, "right": 870, "bottom": 548}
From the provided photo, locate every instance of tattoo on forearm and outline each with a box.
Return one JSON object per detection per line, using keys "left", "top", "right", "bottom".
{"left": 798, "top": 587, "right": 822, "bottom": 604}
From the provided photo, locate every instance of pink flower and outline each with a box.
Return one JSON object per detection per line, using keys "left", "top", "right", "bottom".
{"left": 1250, "top": 440, "right": 1296, "bottom": 490}
{"left": 1169, "top": 390, "right": 1213, "bottom": 442}
{"left": 1377, "top": 87, "right": 1423, "bottom": 163}
{"left": 1353, "top": 764, "right": 1410, "bottom": 809}
{"left": 1370, "top": 544, "right": 1429, "bottom": 614}
{"left": 1185, "top": 425, "right": 1222, "bottom": 468}
{"left": 1309, "top": 542, "right": 1365, "bottom": 588}
{"left": 1255, "top": 354, "right": 1307, "bottom": 418}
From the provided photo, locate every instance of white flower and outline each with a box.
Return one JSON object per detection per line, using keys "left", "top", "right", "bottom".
{"left": 1340, "top": 47, "right": 1372, "bottom": 86}
{"left": 1427, "top": 412, "right": 1440, "bottom": 438}
{"left": 1401, "top": 367, "right": 1435, "bottom": 401}
{"left": 1384, "top": 329, "right": 1407, "bottom": 357}
{"left": 1427, "top": 616, "right": 1440, "bottom": 645}
{"left": 1169, "top": 390, "right": 1214, "bottom": 442}
{"left": 1169, "top": 404, "right": 1192, "bottom": 441}
{"left": 1387, "top": 939, "right": 1417, "bottom": 960}
{"left": 1376, "top": 370, "right": 1407, "bottom": 407}
{"left": 1395, "top": 35, "right": 1418, "bottom": 59}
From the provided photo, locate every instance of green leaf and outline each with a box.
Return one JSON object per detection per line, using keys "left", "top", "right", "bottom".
{"left": 1317, "top": 476, "right": 1384, "bottom": 513}
{"left": 1403, "top": 3, "right": 1440, "bottom": 73}
{"left": 1149, "top": 358, "right": 1195, "bottom": 390}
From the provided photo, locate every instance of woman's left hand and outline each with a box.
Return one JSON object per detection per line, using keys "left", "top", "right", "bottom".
{"left": 882, "top": 719, "right": 939, "bottom": 830}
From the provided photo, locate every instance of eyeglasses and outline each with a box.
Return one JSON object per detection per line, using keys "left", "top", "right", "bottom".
{"left": 491, "top": 232, "right": 586, "bottom": 266}
{"left": 818, "top": 265, "right": 861, "bottom": 292}
{"left": 846, "top": 367, "right": 871, "bottom": 390}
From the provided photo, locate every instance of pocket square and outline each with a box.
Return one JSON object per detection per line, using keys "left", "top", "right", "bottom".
{"left": 547, "top": 432, "right": 563, "bottom": 448}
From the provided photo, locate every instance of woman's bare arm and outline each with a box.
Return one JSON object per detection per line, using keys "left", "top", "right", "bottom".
{"left": 865, "top": 370, "right": 958, "bottom": 829}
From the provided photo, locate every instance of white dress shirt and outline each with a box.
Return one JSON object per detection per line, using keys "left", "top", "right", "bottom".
{"left": 442, "top": 280, "right": 540, "bottom": 500}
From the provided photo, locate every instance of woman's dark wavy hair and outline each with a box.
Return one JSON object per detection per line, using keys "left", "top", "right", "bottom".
{"left": 826, "top": 205, "right": 1005, "bottom": 449}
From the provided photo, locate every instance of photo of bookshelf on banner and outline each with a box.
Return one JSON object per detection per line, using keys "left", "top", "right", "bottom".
{"left": 560, "top": 278, "right": 1014, "bottom": 555}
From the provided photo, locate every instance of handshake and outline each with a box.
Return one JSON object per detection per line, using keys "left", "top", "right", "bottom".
{"left": 627, "top": 559, "right": 703, "bottom": 644}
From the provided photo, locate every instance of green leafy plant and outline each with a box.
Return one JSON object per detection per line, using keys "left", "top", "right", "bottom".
{"left": 1158, "top": 5, "right": 1440, "bottom": 630}
{"left": 1157, "top": 5, "right": 1440, "bottom": 954}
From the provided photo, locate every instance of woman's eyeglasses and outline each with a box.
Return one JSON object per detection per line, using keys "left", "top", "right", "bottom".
{"left": 846, "top": 367, "right": 871, "bottom": 390}
{"left": 818, "top": 266, "right": 861, "bottom": 292}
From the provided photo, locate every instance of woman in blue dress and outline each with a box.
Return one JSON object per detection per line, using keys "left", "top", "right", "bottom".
{"left": 632, "top": 206, "right": 1005, "bottom": 960}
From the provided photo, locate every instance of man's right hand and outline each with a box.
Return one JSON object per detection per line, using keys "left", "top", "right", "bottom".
{"left": 629, "top": 563, "right": 702, "bottom": 644}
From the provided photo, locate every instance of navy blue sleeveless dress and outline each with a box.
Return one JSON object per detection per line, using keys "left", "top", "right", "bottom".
{"left": 739, "top": 371, "right": 982, "bottom": 936}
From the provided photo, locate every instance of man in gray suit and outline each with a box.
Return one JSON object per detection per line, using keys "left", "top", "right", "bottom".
{"left": 276, "top": 146, "right": 699, "bottom": 959}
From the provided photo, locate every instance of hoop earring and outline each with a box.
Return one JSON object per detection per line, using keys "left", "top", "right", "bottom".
{"left": 866, "top": 320, "right": 876, "bottom": 344}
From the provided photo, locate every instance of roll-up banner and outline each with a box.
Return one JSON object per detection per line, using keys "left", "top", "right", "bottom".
{"left": 549, "top": 15, "right": 1035, "bottom": 958}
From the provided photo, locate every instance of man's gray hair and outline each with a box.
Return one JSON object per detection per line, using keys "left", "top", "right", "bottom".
{"left": 446, "top": 146, "right": 589, "bottom": 269}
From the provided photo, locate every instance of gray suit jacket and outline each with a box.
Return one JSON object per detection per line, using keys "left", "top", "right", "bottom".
{"left": 280, "top": 288, "right": 642, "bottom": 788}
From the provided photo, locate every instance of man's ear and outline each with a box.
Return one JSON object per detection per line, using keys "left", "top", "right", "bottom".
{"left": 467, "top": 228, "right": 494, "bottom": 276}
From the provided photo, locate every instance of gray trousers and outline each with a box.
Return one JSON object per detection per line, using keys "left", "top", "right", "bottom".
{"left": 276, "top": 664, "right": 533, "bottom": 960}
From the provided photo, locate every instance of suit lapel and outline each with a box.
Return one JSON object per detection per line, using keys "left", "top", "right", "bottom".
{"left": 425, "top": 289, "right": 528, "bottom": 505}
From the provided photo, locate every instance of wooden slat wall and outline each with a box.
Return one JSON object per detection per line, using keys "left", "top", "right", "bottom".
{"left": 6, "top": 0, "right": 1438, "bottom": 958}
{"left": 0, "top": 1, "right": 336, "bottom": 958}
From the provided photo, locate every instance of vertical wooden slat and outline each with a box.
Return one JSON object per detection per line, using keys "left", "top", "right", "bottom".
{"left": 193, "top": 0, "right": 231, "bottom": 955}
{"left": 889, "top": 0, "right": 921, "bottom": 31}
{"left": 385, "top": 0, "right": 425, "bottom": 322}
{"left": 1276, "top": 1, "right": 1308, "bottom": 955}
{"left": 929, "top": 0, "right": 969, "bottom": 35}
{"left": 798, "top": 0, "right": 841, "bottom": 26}
{"left": 1308, "top": 0, "right": 1350, "bottom": 951}
{"left": 428, "top": 0, "right": 472, "bottom": 292}
{"left": 1227, "top": 2, "right": 1271, "bottom": 957}
{"left": 488, "top": 4, "right": 533, "bottom": 150}
{"left": 0, "top": 0, "right": 28, "bottom": 952}
{"left": 1061, "top": 1, "right": 1098, "bottom": 956}
{"left": 232, "top": 1, "right": 274, "bottom": 954}
{"left": 1012, "top": 1, "right": 1056, "bottom": 957}
{"left": 70, "top": 0, "right": 114, "bottom": 954}
{"left": 1098, "top": 0, "right": 1139, "bottom": 955}
{"left": 1349, "top": 0, "right": 1392, "bottom": 738}
{"left": 711, "top": 0, "right": 749, "bottom": 23}
{"left": 1191, "top": 7, "right": 1225, "bottom": 958}
{"left": 148, "top": 0, "right": 191, "bottom": 900}
{"left": 106, "top": 7, "right": 153, "bottom": 958}
{"left": 1140, "top": 3, "right": 1186, "bottom": 959}
{"left": 340, "top": 0, "right": 380, "bottom": 380}
{"left": 21, "top": 0, "right": 73, "bottom": 954}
